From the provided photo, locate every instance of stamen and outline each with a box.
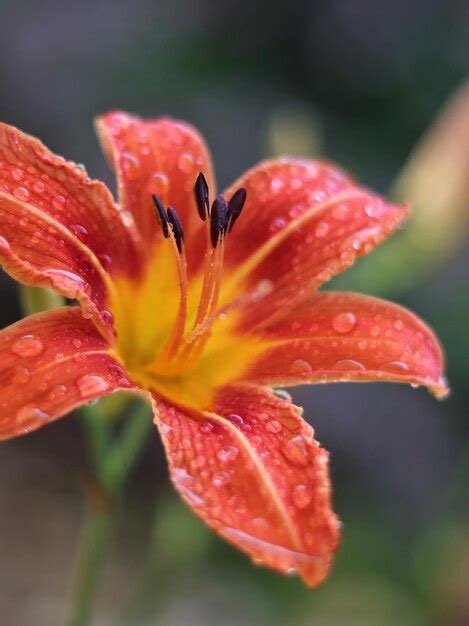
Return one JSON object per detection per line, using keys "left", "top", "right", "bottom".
{"left": 158, "top": 223, "right": 188, "bottom": 362}
{"left": 147, "top": 183, "right": 248, "bottom": 376}
{"left": 210, "top": 195, "right": 228, "bottom": 247}
{"left": 227, "top": 187, "right": 247, "bottom": 232}
{"left": 166, "top": 206, "right": 184, "bottom": 253}
{"left": 194, "top": 172, "right": 210, "bottom": 221}
{"left": 152, "top": 194, "right": 169, "bottom": 238}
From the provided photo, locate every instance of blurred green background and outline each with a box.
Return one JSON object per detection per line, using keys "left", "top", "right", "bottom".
{"left": 0, "top": 1, "right": 468, "bottom": 625}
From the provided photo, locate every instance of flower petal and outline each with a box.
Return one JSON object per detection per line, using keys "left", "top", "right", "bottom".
{"left": 0, "top": 122, "right": 144, "bottom": 338}
{"left": 221, "top": 159, "right": 408, "bottom": 328}
{"left": 0, "top": 307, "right": 135, "bottom": 440}
{"left": 242, "top": 292, "right": 448, "bottom": 398}
{"left": 0, "top": 122, "right": 143, "bottom": 275}
{"left": 153, "top": 384, "right": 340, "bottom": 587}
{"left": 95, "top": 111, "right": 215, "bottom": 270}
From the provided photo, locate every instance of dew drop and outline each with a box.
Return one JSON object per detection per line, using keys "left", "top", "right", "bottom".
{"left": 314, "top": 221, "right": 330, "bottom": 238}
{"left": 121, "top": 152, "right": 140, "bottom": 180}
{"left": 11, "top": 167, "right": 24, "bottom": 181}
{"left": 52, "top": 194, "right": 66, "bottom": 210}
{"left": 212, "top": 471, "right": 230, "bottom": 488}
{"left": 16, "top": 405, "right": 50, "bottom": 424}
{"left": 332, "top": 312, "right": 356, "bottom": 334}
{"left": 97, "top": 253, "right": 112, "bottom": 270}
{"left": 270, "top": 216, "right": 287, "bottom": 232}
{"left": 292, "top": 484, "right": 312, "bottom": 509}
{"left": 200, "top": 420, "right": 215, "bottom": 434}
{"left": 335, "top": 359, "right": 366, "bottom": 371}
{"left": 76, "top": 374, "right": 109, "bottom": 399}
{"left": 121, "top": 211, "right": 134, "bottom": 227}
{"left": 0, "top": 235, "right": 10, "bottom": 250}
{"left": 393, "top": 319, "right": 404, "bottom": 331}
{"left": 226, "top": 413, "right": 244, "bottom": 427}
{"left": 282, "top": 435, "right": 310, "bottom": 467}
{"left": 13, "top": 187, "right": 30, "bottom": 201}
{"left": 273, "top": 389, "right": 292, "bottom": 402}
{"left": 270, "top": 177, "right": 284, "bottom": 192}
{"left": 49, "top": 384, "right": 67, "bottom": 400}
{"left": 265, "top": 420, "right": 282, "bottom": 433}
{"left": 33, "top": 180, "right": 46, "bottom": 193}
{"left": 217, "top": 445, "right": 239, "bottom": 463}
{"left": 146, "top": 171, "right": 169, "bottom": 195}
{"left": 290, "top": 359, "right": 312, "bottom": 374}
{"left": 178, "top": 152, "right": 195, "bottom": 173}
{"left": 11, "top": 335, "right": 44, "bottom": 357}
{"left": 70, "top": 223, "right": 88, "bottom": 242}
{"left": 12, "top": 365, "right": 30, "bottom": 383}
{"left": 378, "top": 360, "right": 411, "bottom": 373}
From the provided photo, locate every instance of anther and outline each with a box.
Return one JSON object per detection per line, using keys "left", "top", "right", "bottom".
{"left": 210, "top": 195, "right": 228, "bottom": 247}
{"left": 194, "top": 172, "right": 210, "bottom": 221}
{"left": 152, "top": 194, "right": 169, "bottom": 238}
{"left": 227, "top": 188, "right": 247, "bottom": 233}
{"left": 167, "top": 207, "right": 184, "bottom": 253}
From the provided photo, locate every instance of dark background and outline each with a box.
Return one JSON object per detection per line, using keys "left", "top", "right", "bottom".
{"left": 0, "top": 1, "right": 468, "bottom": 624}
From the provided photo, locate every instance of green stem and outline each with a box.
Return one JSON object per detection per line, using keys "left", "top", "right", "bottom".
{"left": 67, "top": 508, "right": 114, "bottom": 626}
{"left": 67, "top": 400, "right": 153, "bottom": 626}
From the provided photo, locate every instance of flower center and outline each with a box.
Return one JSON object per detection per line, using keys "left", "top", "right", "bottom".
{"left": 145, "top": 173, "right": 246, "bottom": 379}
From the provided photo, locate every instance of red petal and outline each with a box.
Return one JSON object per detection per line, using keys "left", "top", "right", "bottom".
{"left": 0, "top": 122, "right": 143, "bottom": 275}
{"left": 95, "top": 111, "right": 215, "bottom": 270}
{"left": 221, "top": 159, "right": 407, "bottom": 328}
{"left": 0, "top": 122, "right": 144, "bottom": 338}
{"left": 0, "top": 307, "right": 135, "bottom": 440}
{"left": 243, "top": 292, "right": 448, "bottom": 397}
{"left": 153, "top": 384, "right": 340, "bottom": 587}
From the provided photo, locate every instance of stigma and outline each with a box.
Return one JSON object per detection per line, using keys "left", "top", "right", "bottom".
{"left": 150, "top": 173, "right": 246, "bottom": 373}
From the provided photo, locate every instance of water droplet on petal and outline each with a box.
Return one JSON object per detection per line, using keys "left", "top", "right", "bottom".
{"left": 97, "top": 253, "right": 112, "bottom": 270}
{"left": 178, "top": 152, "right": 195, "bottom": 173}
{"left": 16, "top": 405, "right": 50, "bottom": 424}
{"left": 49, "top": 384, "right": 67, "bottom": 400}
{"left": 52, "top": 194, "right": 66, "bottom": 210}
{"left": 282, "top": 435, "right": 310, "bottom": 467}
{"left": 11, "top": 335, "right": 44, "bottom": 357}
{"left": 0, "top": 235, "right": 10, "bottom": 250}
{"left": 270, "top": 216, "right": 287, "bottom": 232}
{"left": 70, "top": 223, "right": 88, "bottom": 242}
{"left": 393, "top": 319, "right": 404, "bottom": 331}
{"left": 76, "top": 374, "right": 110, "bottom": 399}
{"left": 200, "top": 421, "right": 215, "bottom": 434}
{"left": 11, "top": 168, "right": 24, "bottom": 181}
{"left": 33, "top": 180, "right": 46, "bottom": 193}
{"left": 270, "top": 177, "right": 284, "bottom": 192}
{"left": 273, "top": 389, "right": 292, "bottom": 402}
{"left": 12, "top": 365, "right": 30, "bottom": 383}
{"left": 265, "top": 420, "right": 282, "bottom": 433}
{"left": 226, "top": 413, "right": 244, "bottom": 427}
{"left": 314, "top": 221, "right": 330, "bottom": 238}
{"left": 217, "top": 445, "right": 239, "bottom": 463}
{"left": 290, "top": 359, "right": 312, "bottom": 374}
{"left": 335, "top": 359, "right": 366, "bottom": 371}
{"left": 332, "top": 312, "right": 356, "bottom": 334}
{"left": 378, "top": 360, "right": 411, "bottom": 373}
{"left": 212, "top": 471, "right": 230, "bottom": 488}
{"left": 147, "top": 171, "right": 169, "bottom": 195}
{"left": 292, "top": 484, "right": 312, "bottom": 509}
{"left": 121, "top": 152, "right": 140, "bottom": 180}
{"left": 13, "top": 187, "right": 30, "bottom": 201}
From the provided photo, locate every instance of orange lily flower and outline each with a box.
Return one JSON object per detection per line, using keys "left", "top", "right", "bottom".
{"left": 0, "top": 112, "right": 448, "bottom": 587}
